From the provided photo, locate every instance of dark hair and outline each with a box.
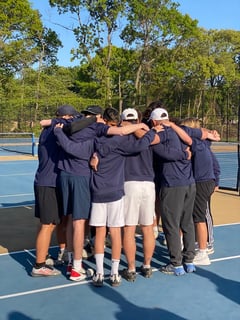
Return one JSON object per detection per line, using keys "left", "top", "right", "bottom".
{"left": 147, "top": 100, "right": 166, "bottom": 110}
{"left": 142, "top": 100, "right": 166, "bottom": 122}
{"left": 103, "top": 107, "right": 120, "bottom": 123}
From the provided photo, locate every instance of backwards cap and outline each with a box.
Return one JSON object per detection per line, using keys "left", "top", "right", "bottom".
{"left": 121, "top": 108, "right": 138, "bottom": 121}
{"left": 149, "top": 108, "right": 169, "bottom": 120}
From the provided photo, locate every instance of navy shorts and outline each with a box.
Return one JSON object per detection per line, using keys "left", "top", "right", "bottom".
{"left": 60, "top": 170, "right": 91, "bottom": 220}
{"left": 34, "top": 185, "right": 62, "bottom": 224}
{"left": 193, "top": 180, "right": 215, "bottom": 223}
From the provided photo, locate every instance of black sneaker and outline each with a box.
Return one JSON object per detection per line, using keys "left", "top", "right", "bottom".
{"left": 160, "top": 263, "right": 185, "bottom": 276}
{"left": 110, "top": 274, "right": 121, "bottom": 287}
{"left": 121, "top": 268, "right": 137, "bottom": 282}
{"left": 92, "top": 273, "right": 104, "bottom": 287}
{"left": 140, "top": 266, "right": 153, "bottom": 278}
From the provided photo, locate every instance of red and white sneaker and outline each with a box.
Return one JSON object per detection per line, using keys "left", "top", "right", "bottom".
{"left": 66, "top": 263, "right": 72, "bottom": 276}
{"left": 31, "top": 265, "right": 61, "bottom": 277}
{"left": 69, "top": 267, "right": 87, "bottom": 281}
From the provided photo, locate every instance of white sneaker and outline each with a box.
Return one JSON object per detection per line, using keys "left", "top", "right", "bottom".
{"left": 31, "top": 265, "right": 61, "bottom": 277}
{"left": 193, "top": 250, "right": 211, "bottom": 265}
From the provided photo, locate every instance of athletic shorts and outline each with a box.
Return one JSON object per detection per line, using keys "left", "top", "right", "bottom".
{"left": 193, "top": 180, "right": 215, "bottom": 223}
{"left": 124, "top": 181, "right": 155, "bottom": 226}
{"left": 34, "top": 185, "right": 62, "bottom": 224}
{"left": 60, "top": 170, "right": 91, "bottom": 220}
{"left": 89, "top": 198, "right": 125, "bottom": 227}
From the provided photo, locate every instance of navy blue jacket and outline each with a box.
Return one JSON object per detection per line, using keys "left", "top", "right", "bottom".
{"left": 34, "top": 118, "right": 68, "bottom": 187}
{"left": 57, "top": 122, "right": 109, "bottom": 176}
{"left": 91, "top": 130, "right": 155, "bottom": 203}
{"left": 125, "top": 139, "right": 189, "bottom": 182}
{"left": 191, "top": 138, "right": 221, "bottom": 185}
{"left": 156, "top": 126, "right": 202, "bottom": 187}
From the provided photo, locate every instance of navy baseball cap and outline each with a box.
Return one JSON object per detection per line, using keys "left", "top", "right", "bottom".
{"left": 81, "top": 105, "right": 103, "bottom": 115}
{"left": 56, "top": 105, "right": 79, "bottom": 116}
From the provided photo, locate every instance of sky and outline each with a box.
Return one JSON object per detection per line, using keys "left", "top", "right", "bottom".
{"left": 31, "top": 0, "right": 240, "bottom": 67}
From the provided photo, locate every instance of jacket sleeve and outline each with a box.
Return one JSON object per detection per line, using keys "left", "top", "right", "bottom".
{"left": 117, "top": 129, "right": 156, "bottom": 154}
{"left": 63, "top": 116, "right": 96, "bottom": 135}
{"left": 152, "top": 143, "right": 188, "bottom": 161}
{"left": 54, "top": 127, "right": 94, "bottom": 159}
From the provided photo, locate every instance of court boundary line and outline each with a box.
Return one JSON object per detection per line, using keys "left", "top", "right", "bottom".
{"left": 214, "top": 222, "right": 240, "bottom": 227}
{"left": 0, "top": 255, "right": 239, "bottom": 300}
{"left": 0, "top": 193, "right": 34, "bottom": 198}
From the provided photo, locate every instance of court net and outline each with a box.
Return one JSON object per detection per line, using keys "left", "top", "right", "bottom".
{"left": 211, "top": 142, "right": 240, "bottom": 194}
{"left": 0, "top": 132, "right": 36, "bottom": 156}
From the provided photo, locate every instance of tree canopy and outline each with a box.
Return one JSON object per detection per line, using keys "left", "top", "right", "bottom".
{"left": 0, "top": 0, "right": 239, "bottom": 140}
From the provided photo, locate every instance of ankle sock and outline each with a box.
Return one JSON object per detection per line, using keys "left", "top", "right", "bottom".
{"left": 34, "top": 262, "right": 45, "bottom": 269}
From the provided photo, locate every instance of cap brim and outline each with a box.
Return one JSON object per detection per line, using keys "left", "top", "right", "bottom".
{"left": 81, "top": 110, "right": 97, "bottom": 115}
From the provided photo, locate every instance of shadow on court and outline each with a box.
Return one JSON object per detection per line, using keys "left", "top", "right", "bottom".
{"left": 196, "top": 267, "right": 240, "bottom": 305}
{"left": 89, "top": 283, "right": 187, "bottom": 320}
{"left": 8, "top": 311, "right": 40, "bottom": 320}
{"left": 0, "top": 206, "right": 57, "bottom": 253}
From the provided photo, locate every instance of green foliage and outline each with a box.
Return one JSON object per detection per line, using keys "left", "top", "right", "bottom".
{"left": 0, "top": 0, "right": 239, "bottom": 142}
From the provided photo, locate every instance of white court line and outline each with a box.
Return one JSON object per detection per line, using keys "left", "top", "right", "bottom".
{"left": 0, "top": 173, "right": 35, "bottom": 177}
{"left": 0, "top": 280, "right": 91, "bottom": 300}
{"left": 24, "top": 249, "right": 36, "bottom": 259}
{"left": 0, "top": 254, "right": 239, "bottom": 300}
{"left": 210, "top": 255, "right": 240, "bottom": 262}
{"left": 214, "top": 222, "right": 240, "bottom": 227}
{"left": 0, "top": 193, "right": 34, "bottom": 198}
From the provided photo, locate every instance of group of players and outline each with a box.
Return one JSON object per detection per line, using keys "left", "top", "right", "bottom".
{"left": 31, "top": 100, "right": 220, "bottom": 287}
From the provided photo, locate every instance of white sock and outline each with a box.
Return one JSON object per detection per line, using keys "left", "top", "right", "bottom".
{"left": 95, "top": 253, "right": 104, "bottom": 275}
{"left": 111, "top": 259, "right": 120, "bottom": 276}
{"left": 73, "top": 259, "right": 82, "bottom": 271}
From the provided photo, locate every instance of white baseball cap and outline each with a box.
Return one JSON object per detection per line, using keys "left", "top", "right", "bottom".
{"left": 121, "top": 108, "right": 138, "bottom": 121}
{"left": 149, "top": 108, "right": 169, "bottom": 120}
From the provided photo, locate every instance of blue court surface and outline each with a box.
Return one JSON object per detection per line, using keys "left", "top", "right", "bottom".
{"left": 0, "top": 224, "right": 239, "bottom": 320}
{"left": 0, "top": 147, "right": 239, "bottom": 319}
{"left": 0, "top": 160, "right": 37, "bottom": 208}
{"left": 0, "top": 147, "right": 238, "bottom": 208}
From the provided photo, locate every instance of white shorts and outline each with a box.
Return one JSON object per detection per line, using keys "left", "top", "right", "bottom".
{"left": 124, "top": 181, "right": 155, "bottom": 226}
{"left": 89, "top": 198, "right": 125, "bottom": 227}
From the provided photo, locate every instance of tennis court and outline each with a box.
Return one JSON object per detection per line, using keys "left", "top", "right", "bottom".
{"left": 0, "top": 144, "right": 239, "bottom": 320}
{"left": 0, "top": 142, "right": 238, "bottom": 208}
{"left": 0, "top": 224, "right": 239, "bottom": 320}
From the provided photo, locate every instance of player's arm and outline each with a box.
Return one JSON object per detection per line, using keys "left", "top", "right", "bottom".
{"left": 54, "top": 124, "right": 93, "bottom": 159}
{"left": 40, "top": 119, "right": 52, "bottom": 127}
{"left": 107, "top": 123, "right": 150, "bottom": 136}
{"left": 134, "top": 125, "right": 163, "bottom": 145}
{"left": 161, "top": 120, "right": 192, "bottom": 145}
{"left": 63, "top": 116, "right": 97, "bottom": 135}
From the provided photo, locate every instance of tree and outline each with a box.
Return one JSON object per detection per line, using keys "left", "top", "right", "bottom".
{"left": 120, "top": 0, "right": 198, "bottom": 106}
{"left": 49, "top": 0, "right": 127, "bottom": 105}
{"left": 0, "top": 0, "right": 63, "bottom": 128}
